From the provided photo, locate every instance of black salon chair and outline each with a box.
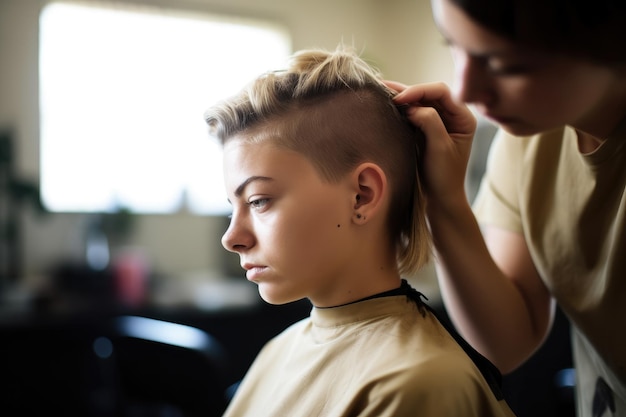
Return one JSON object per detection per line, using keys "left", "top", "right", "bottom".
{"left": 93, "top": 315, "right": 230, "bottom": 417}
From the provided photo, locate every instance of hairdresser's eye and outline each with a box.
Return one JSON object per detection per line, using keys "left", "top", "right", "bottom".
{"left": 489, "top": 65, "right": 529, "bottom": 76}
{"left": 486, "top": 58, "right": 532, "bottom": 76}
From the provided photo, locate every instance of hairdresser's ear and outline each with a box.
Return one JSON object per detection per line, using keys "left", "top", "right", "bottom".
{"left": 351, "top": 162, "right": 387, "bottom": 224}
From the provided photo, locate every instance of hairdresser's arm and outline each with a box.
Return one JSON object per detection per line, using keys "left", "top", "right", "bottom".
{"left": 389, "top": 81, "right": 554, "bottom": 373}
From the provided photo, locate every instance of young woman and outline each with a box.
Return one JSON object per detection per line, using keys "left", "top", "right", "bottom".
{"left": 389, "top": 1, "right": 626, "bottom": 416}
{"left": 205, "top": 46, "right": 515, "bottom": 417}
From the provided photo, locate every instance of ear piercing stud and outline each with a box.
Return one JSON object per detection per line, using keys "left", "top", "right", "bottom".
{"left": 355, "top": 196, "right": 365, "bottom": 220}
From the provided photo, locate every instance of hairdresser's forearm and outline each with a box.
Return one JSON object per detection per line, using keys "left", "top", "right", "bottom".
{"left": 428, "top": 199, "right": 550, "bottom": 373}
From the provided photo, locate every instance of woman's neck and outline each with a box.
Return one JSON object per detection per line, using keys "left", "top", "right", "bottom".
{"left": 575, "top": 106, "right": 626, "bottom": 153}
{"left": 575, "top": 78, "right": 626, "bottom": 152}
{"left": 577, "top": 130, "right": 605, "bottom": 154}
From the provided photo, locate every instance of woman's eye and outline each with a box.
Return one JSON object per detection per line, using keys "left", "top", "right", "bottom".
{"left": 487, "top": 62, "right": 529, "bottom": 76}
{"left": 248, "top": 198, "right": 270, "bottom": 210}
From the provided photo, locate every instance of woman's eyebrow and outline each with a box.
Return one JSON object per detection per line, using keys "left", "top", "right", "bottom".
{"left": 234, "top": 176, "right": 274, "bottom": 198}
{"left": 436, "top": 23, "right": 514, "bottom": 59}
{"left": 443, "top": 36, "right": 513, "bottom": 59}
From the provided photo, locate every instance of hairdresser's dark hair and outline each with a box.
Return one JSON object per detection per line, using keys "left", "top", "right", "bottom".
{"left": 205, "top": 45, "right": 431, "bottom": 275}
{"left": 449, "top": 0, "right": 626, "bottom": 64}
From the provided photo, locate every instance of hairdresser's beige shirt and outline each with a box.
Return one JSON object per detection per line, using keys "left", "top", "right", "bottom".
{"left": 474, "top": 121, "right": 626, "bottom": 417}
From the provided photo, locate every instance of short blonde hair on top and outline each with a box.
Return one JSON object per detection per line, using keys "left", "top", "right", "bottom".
{"left": 205, "top": 45, "right": 431, "bottom": 275}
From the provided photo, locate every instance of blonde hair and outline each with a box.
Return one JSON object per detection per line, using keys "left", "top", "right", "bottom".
{"left": 205, "top": 45, "right": 431, "bottom": 275}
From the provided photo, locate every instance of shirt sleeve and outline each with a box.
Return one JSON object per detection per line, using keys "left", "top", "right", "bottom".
{"left": 472, "top": 128, "right": 526, "bottom": 234}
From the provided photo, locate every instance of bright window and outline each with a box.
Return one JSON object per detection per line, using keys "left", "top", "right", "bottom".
{"left": 39, "top": 2, "right": 291, "bottom": 214}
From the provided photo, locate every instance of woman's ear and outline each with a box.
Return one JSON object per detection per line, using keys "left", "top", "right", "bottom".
{"left": 351, "top": 162, "right": 387, "bottom": 224}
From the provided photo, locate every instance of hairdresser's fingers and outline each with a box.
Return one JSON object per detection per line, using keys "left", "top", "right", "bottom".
{"left": 382, "top": 80, "right": 409, "bottom": 94}
{"left": 405, "top": 104, "right": 474, "bottom": 203}
{"left": 405, "top": 105, "right": 471, "bottom": 156}
{"left": 393, "top": 82, "right": 475, "bottom": 138}
{"left": 393, "top": 82, "right": 452, "bottom": 106}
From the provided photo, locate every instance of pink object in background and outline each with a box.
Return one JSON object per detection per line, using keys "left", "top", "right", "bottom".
{"left": 113, "top": 248, "right": 150, "bottom": 307}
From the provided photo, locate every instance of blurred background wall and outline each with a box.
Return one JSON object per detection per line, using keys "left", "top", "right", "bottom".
{"left": 0, "top": 0, "right": 455, "bottom": 293}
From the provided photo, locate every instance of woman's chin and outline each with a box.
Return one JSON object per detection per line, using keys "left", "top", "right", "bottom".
{"left": 258, "top": 285, "right": 301, "bottom": 305}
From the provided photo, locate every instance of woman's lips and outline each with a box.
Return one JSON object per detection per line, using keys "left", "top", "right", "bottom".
{"left": 244, "top": 265, "right": 267, "bottom": 281}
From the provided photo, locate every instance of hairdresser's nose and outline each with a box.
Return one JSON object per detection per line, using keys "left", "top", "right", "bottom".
{"left": 452, "top": 49, "right": 496, "bottom": 106}
{"left": 221, "top": 212, "right": 255, "bottom": 254}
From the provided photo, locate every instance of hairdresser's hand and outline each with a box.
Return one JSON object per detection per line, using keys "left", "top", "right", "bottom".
{"left": 386, "top": 81, "right": 476, "bottom": 211}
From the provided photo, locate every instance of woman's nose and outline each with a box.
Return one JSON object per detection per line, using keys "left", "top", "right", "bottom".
{"left": 452, "top": 51, "right": 495, "bottom": 106}
{"left": 221, "top": 214, "right": 254, "bottom": 253}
